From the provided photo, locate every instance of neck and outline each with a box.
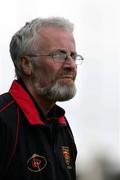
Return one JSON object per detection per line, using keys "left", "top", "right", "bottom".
{"left": 35, "top": 95, "right": 55, "bottom": 115}
{"left": 22, "top": 79, "right": 56, "bottom": 115}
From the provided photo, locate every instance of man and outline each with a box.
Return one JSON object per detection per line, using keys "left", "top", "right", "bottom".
{"left": 0, "top": 17, "right": 84, "bottom": 180}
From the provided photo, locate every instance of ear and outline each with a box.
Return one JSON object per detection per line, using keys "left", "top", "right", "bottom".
{"left": 20, "top": 57, "right": 33, "bottom": 76}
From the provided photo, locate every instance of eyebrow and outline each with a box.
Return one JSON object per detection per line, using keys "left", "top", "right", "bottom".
{"left": 51, "top": 49, "right": 77, "bottom": 54}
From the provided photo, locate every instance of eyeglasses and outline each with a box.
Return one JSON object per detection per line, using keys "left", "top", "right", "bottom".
{"left": 25, "top": 49, "right": 84, "bottom": 65}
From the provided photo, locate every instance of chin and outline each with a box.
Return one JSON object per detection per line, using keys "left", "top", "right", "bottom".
{"left": 57, "top": 93, "right": 76, "bottom": 102}
{"left": 47, "top": 82, "right": 77, "bottom": 102}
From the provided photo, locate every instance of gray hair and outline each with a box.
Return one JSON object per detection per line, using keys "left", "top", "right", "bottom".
{"left": 9, "top": 17, "right": 74, "bottom": 79}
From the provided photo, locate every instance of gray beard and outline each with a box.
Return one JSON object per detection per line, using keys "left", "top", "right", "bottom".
{"left": 33, "top": 80, "right": 76, "bottom": 102}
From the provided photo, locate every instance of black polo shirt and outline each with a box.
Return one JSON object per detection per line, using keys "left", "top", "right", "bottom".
{"left": 0, "top": 80, "right": 77, "bottom": 180}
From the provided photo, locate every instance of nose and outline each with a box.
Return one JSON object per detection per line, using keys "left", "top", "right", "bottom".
{"left": 63, "top": 55, "right": 77, "bottom": 68}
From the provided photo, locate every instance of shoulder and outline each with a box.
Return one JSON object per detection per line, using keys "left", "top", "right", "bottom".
{"left": 0, "top": 93, "right": 16, "bottom": 126}
{"left": 0, "top": 92, "right": 19, "bottom": 132}
{"left": 0, "top": 93, "right": 15, "bottom": 112}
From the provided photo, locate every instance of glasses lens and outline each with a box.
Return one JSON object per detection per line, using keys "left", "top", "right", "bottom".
{"left": 76, "top": 55, "right": 84, "bottom": 65}
{"left": 71, "top": 52, "right": 77, "bottom": 61}
{"left": 51, "top": 50, "right": 84, "bottom": 65}
{"left": 52, "top": 51, "right": 66, "bottom": 61}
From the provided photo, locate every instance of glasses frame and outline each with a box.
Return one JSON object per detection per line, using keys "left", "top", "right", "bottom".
{"left": 24, "top": 49, "right": 84, "bottom": 65}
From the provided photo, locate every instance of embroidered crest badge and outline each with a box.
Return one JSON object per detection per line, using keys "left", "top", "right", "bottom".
{"left": 62, "top": 146, "right": 72, "bottom": 169}
{"left": 27, "top": 153, "right": 47, "bottom": 172}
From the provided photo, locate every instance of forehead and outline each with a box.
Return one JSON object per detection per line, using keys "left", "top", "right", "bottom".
{"left": 38, "top": 26, "right": 76, "bottom": 50}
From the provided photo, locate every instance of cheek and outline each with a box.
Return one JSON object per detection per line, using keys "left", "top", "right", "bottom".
{"left": 36, "top": 66, "right": 57, "bottom": 87}
{"left": 33, "top": 60, "right": 62, "bottom": 86}
{"left": 41, "top": 62, "right": 61, "bottom": 81}
{"left": 74, "top": 65, "right": 77, "bottom": 79}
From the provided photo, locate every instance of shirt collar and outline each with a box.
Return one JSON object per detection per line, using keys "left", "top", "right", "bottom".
{"left": 9, "top": 80, "right": 67, "bottom": 126}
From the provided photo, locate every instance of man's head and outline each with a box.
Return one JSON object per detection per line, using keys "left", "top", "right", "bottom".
{"left": 10, "top": 17, "right": 81, "bottom": 102}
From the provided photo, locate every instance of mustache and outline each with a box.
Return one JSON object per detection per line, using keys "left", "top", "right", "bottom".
{"left": 61, "top": 69, "right": 76, "bottom": 75}
{"left": 60, "top": 70, "right": 76, "bottom": 78}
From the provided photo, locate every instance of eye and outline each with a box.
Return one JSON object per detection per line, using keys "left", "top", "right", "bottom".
{"left": 71, "top": 52, "right": 77, "bottom": 60}
{"left": 52, "top": 50, "right": 67, "bottom": 60}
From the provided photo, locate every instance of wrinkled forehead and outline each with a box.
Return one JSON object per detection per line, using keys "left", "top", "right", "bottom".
{"left": 37, "top": 26, "right": 76, "bottom": 51}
